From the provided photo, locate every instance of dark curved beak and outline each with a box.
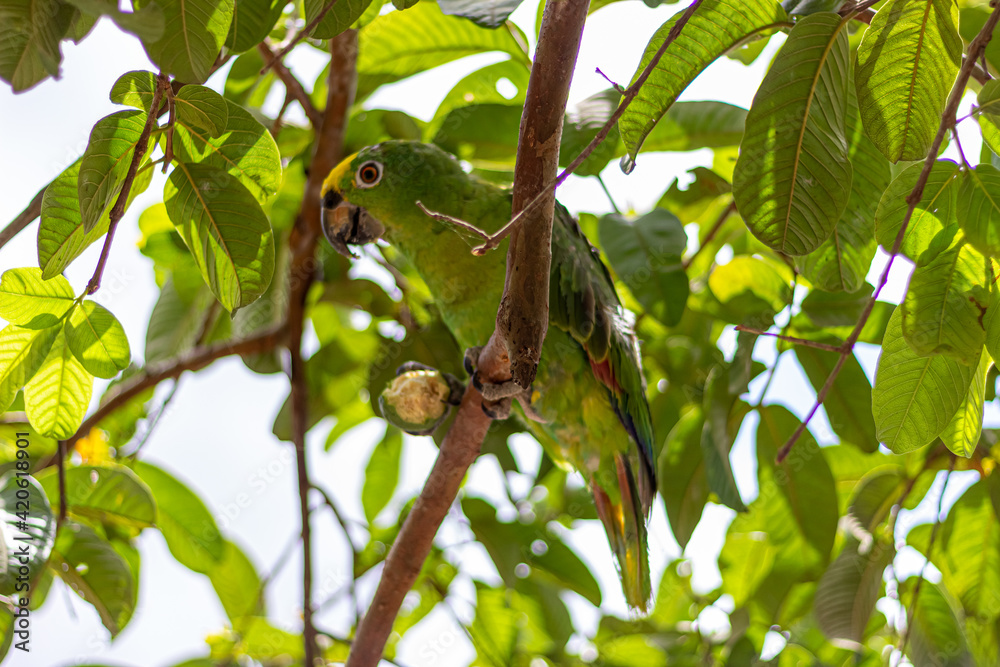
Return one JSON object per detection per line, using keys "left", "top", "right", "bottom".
{"left": 320, "top": 190, "right": 386, "bottom": 258}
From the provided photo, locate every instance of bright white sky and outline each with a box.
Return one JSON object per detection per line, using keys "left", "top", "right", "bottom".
{"left": 0, "top": 1, "right": 990, "bottom": 665}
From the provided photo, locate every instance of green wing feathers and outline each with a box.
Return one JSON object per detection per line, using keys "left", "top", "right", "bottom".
{"left": 549, "top": 203, "right": 657, "bottom": 511}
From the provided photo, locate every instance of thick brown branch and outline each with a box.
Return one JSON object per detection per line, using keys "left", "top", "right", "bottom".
{"left": 346, "top": 1, "right": 592, "bottom": 663}
{"left": 0, "top": 188, "right": 45, "bottom": 252}
{"left": 345, "top": 383, "right": 494, "bottom": 666}
{"left": 258, "top": 42, "right": 324, "bottom": 128}
{"left": 86, "top": 74, "right": 169, "bottom": 295}
{"left": 776, "top": 3, "right": 1000, "bottom": 463}
{"left": 62, "top": 324, "right": 286, "bottom": 454}
{"left": 288, "top": 29, "right": 357, "bottom": 666}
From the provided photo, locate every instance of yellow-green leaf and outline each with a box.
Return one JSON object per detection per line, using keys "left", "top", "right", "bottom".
{"left": 875, "top": 159, "right": 960, "bottom": 261}
{"left": 23, "top": 329, "right": 93, "bottom": 439}
{"left": 958, "top": 163, "right": 1000, "bottom": 257}
{"left": 0, "top": 268, "right": 74, "bottom": 329}
{"left": 65, "top": 300, "right": 131, "bottom": 379}
{"left": 733, "top": 12, "right": 852, "bottom": 255}
{"left": 0, "top": 324, "right": 60, "bottom": 413}
{"left": 872, "top": 305, "right": 975, "bottom": 453}
{"left": 174, "top": 84, "right": 228, "bottom": 138}
{"left": 78, "top": 109, "right": 150, "bottom": 232}
{"left": 855, "top": 0, "right": 962, "bottom": 162}
{"left": 939, "top": 348, "right": 989, "bottom": 458}
{"left": 136, "top": 0, "right": 233, "bottom": 83}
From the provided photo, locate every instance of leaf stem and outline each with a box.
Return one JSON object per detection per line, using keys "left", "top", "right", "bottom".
{"left": 85, "top": 73, "right": 169, "bottom": 296}
{"left": 260, "top": 0, "right": 343, "bottom": 75}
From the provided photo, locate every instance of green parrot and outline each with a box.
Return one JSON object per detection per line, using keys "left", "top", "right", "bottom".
{"left": 321, "top": 141, "right": 657, "bottom": 611}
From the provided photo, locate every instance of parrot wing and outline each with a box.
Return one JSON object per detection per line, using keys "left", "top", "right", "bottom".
{"left": 548, "top": 202, "right": 657, "bottom": 515}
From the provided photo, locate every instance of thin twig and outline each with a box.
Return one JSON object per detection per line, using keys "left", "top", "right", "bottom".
{"left": 56, "top": 440, "right": 67, "bottom": 525}
{"left": 681, "top": 200, "right": 736, "bottom": 270}
{"left": 57, "top": 324, "right": 286, "bottom": 457}
{"left": 900, "top": 458, "right": 955, "bottom": 657}
{"left": 287, "top": 28, "right": 357, "bottom": 666}
{"left": 596, "top": 174, "right": 621, "bottom": 213}
{"left": 734, "top": 325, "right": 842, "bottom": 352}
{"left": 260, "top": 0, "right": 342, "bottom": 75}
{"left": 272, "top": 93, "right": 294, "bottom": 137}
{"left": 749, "top": 275, "right": 799, "bottom": 410}
{"left": 776, "top": 3, "right": 1000, "bottom": 463}
{"left": 162, "top": 86, "right": 175, "bottom": 174}
{"left": 313, "top": 483, "right": 361, "bottom": 625}
{"left": 258, "top": 41, "right": 324, "bottom": 128}
{"left": 0, "top": 188, "right": 45, "bottom": 252}
{"left": 432, "top": 0, "right": 711, "bottom": 256}
{"left": 86, "top": 74, "right": 169, "bottom": 296}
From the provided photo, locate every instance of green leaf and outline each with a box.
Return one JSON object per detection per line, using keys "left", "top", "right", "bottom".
{"left": 875, "top": 159, "right": 960, "bottom": 260}
{"left": 959, "top": 163, "right": 1000, "bottom": 256}
{"left": 720, "top": 529, "right": 777, "bottom": 606}
{"left": 361, "top": 427, "right": 403, "bottom": 524}
{"left": 800, "top": 285, "right": 871, "bottom": 328}
{"left": 462, "top": 496, "right": 602, "bottom": 606}
{"left": 643, "top": 100, "right": 748, "bottom": 153}
{"left": 659, "top": 407, "right": 708, "bottom": 549}
{"left": 0, "top": 0, "right": 75, "bottom": 92}
{"left": 708, "top": 256, "right": 791, "bottom": 322}
{"left": 136, "top": 0, "right": 233, "bottom": 83}
{"left": 38, "top": 464, "right": 156, "bottom": 528}
{"left": 208, "top": 540, "right": 264, "bottom": 620}
{"left": 0, "top": 268, "right": 75, "bottom": 329}
{"left": 23, "top": 329, "right": 93, "bottom": 439}
{"left": 0, "top": 472, "right": 55, "bottom": 596}
{"left": 439, "top": 0, "right": 523, "bottom": 28}
{"left": 50, "top": 522, "right": 136, "bottom": 637}
{"left": 226, "top": 0, "right": 286, "bottom": 52}
{"left": 432, "top": 103, "right": 522, "bottom": 168}
{"left": 78, "top": 109, "right": 150, "bottom": 232}
{"left": 977, "top": 80, "right": 1000, "bottom": 157}
{"left": 134, "top": 461, "right": 225, "bottom": 573}
{"left": 757, "top": 405, "right": 839, "bottom": 565}
{"left": 306, "top": 0, "right": 374, "bottom": 39}
{"left": 0, "top": 324, "right": 60, "bottom": 414}
{"left": 901, "top": 225, "right": 989, "bottom": 363}
{"left": 63, "top": 0, "right": 165, "bottom": 41}
{"left": 733, "top": 12, "right": 852, "bottom": 256}
{"left": 469, "top": 584, "right": 518, "bottom": 666}
{"left": 795, "top": 346, "right": 878, "bottom": 452}
{"left": 110, "top": 70, "right": 158, "bottom": 112}
{"left": 618, "top": 0, "right": 788, "bottom": 166}
{"left": 174, "top": 85, "right": 228, "bottom": 138}
{"left": 908, "top": 479, "right": 1000, "bottom": 620}
{"left": 426, "top": 59, "right": 529, "bottom": 140}
{"left": 145, "top": 277, "right": 214, "bottom": 364}
{"left": 987, "top": 285, "right": 1000, "bottom": 364}
{"left": 598, "top": 209, "right": 688, "bottom": 326}
{"left": 38, "top": 158, "right": 154, "bottom": 280}
{"left": 796, "top": 85, "right": 891, "bottom": 292}
{"left": 855, "top": 0, "right": 962, "bottom": 162}
{"left": 939, "top": 349, "right": 989, "bottom": 458}
{"left": 815, "top": 537, "right": 894, "bottom": 646}
{"left": 65, "top": 301, "right": 131, "bottom": 379}
{"left": 872, "top": 305, "right": 975, "bottom": 453}
{"left": 355, "top": 2, "right": 530, "bottom": 99}
{"left": 164, "top": 162, "right": 275, "bottom": 313}
{"left": 700, "top": 366, "right": 748, "bottom": 512}
{"left": 172, "top": 99, "right": 281, "bottom": 203}
{"left": 901, "top": 579, "right": 973, "bottom": 667}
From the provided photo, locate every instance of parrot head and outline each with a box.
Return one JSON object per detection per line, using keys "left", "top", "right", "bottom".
{"left": 320, "top": 141, "right": 470, "bottom": 257}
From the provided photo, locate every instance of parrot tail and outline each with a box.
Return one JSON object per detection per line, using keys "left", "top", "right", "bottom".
{"left": 591, "top": 452, "right": 651, "bottom": 613}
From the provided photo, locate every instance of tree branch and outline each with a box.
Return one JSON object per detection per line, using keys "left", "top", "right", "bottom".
{"left": 345, "top": 1, "right": 590, "bottom": 663}
{"left": 0, "top": 188, "right": 45, "bottom": 252}
{"left": 776, "top": 3, "right": 1000, "bottom": 463}
{"left": 260, "top": 0, "right": 342, "bottom": 75}
{"left": 288, "top": 28, "right": 357, "bottom": 666}
{"left": 86, "top": 74, "right": 169, "bottom": 295}
{"left": 60, "top": 324, "right": 286, "bottom": 455}
{"left": 734, "top": 325, "right": 842, "bottom": 352}
{"left": 258, "top": 42, "right": 324, "bottom": 129}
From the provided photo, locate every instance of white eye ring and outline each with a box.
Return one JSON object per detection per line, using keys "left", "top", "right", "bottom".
{"left": 356, "top": 161, "right": 383, "bottom": 188}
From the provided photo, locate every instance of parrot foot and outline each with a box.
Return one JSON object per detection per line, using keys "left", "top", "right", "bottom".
{"left": 463, "top": 346, "right": 548, "bottom": 423}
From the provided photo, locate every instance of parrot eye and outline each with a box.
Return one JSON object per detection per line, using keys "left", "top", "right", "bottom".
{"left": 356, "top": 161, "right": 382, "bottom": 188}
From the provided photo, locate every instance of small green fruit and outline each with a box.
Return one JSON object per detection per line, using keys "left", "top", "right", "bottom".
{"left": 380, "top": 369, "right": 452, "bottom": 435}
